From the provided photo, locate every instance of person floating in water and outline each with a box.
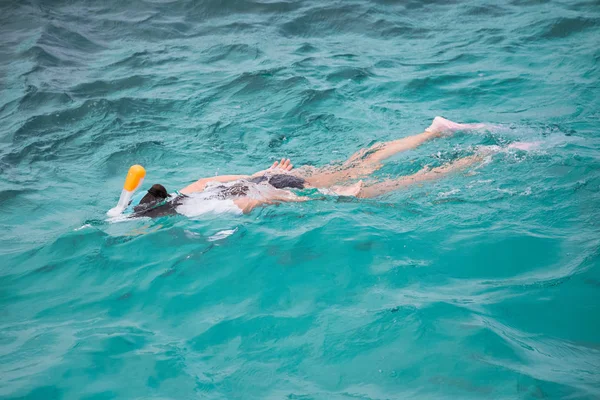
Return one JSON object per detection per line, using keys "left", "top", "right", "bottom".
{"left": 128, "top": 117, "right": 532, "bottom": 217}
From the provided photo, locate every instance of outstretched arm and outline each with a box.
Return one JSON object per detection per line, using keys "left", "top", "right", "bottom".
{"left": 180, "top": 175, "right": 249, "bottom": 194}
{"left": 180, "top": 158, "right": 293, "bottom": 194}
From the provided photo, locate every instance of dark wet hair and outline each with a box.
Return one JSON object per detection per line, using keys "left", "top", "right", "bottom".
{"left": 248, "top": 174, "right": 305, "bottom": 189}
{"left": 267, "top": 174, "right": 305, "bottom": 189}
{"left": 134, "top": 184, "right": 168, "bottom": 212}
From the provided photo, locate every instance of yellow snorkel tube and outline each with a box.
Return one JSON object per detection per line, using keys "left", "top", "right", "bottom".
{"left": 107, "top": 165, "right": 146, "bottom": 217}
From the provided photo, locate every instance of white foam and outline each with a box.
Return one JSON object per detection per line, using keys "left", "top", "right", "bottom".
{"left": 438, "top": 188, "right": 461, "bottom": 198}
{"left": 208, "top": 228, "right": 238, "bottom": 241}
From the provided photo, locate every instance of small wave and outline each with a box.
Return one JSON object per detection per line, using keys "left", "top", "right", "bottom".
{"left": 463, "top": 4, "right": 510, "bottom": 16}
{"left": 17, "top": 86, "right": 74, "bottom": 113}
{"left": 181, "top": 0, "right": 301, "bottom": 20}
{"left": 215, "top": 67, "right": 286, "bottom": 94}
{"left": 537, "top": 16, "right": 599, "bottom": 39}
{"left": 285, "top": 88, "right": 337, "bottom": 118}
{"left": 0, "top": 188, "right": 34, "bottom": 206}
{"left": 478, "top": 316, "right": 600, "bottom": 396}
{"left": 9, "top": 97, "right": 114, "bottom": 144}
{"left": 378, "top": 22, "right": 431, "bottom": 39}
{"left": 203, "top": 43, "right": 264, "bottom": 64}
{"left": 326, "top": 66, "right": 374, "bottom": 83}
{"left": 39, "top": 23, "right": 106, "bottom": 54}
{"left": 294, "top": 43, "right": 319, "bottom": 54}
{"left": 107, "top": 49, "right": 187, "bottom": 70}
{"left": 22, "top": 45, "right": 64, "bottom": 67}
{"left": 279, "top": 4, "right": 369, "bottom": 38}
{"left": 69, "top": 75, "right": 157, "bottom": 98}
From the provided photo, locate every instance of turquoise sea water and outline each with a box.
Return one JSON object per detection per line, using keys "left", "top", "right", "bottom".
{"left": 1, "top": 0, "right": 600, "bottom": 398}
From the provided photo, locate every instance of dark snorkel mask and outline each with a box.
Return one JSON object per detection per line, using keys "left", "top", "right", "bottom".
{"left": 131, "top": 184, "right": 176, "bottom": 217}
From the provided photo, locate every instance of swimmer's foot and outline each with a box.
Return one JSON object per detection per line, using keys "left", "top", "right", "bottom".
{"left": 331, "top": 180, "right": 364, "bottom": 197}
{"left": 475, "top": 141, "right": 541, "bottom": 156}
{"left": 475, "top": 145, "right": 502, "bottom": 157}
{"left": 426, "top": 116, "right": 486, "bottom": 136}
{"left": 508, "top": 141, "right": 541, "bottom": 151}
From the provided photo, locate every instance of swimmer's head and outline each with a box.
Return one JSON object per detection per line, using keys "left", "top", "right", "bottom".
{"left": 134, "top": 184, "right": 168, "bottom": 212}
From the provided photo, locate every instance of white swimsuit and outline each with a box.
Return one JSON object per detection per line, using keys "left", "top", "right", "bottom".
{"left": 175, "top": 179, "right": 288, "bottom": 217}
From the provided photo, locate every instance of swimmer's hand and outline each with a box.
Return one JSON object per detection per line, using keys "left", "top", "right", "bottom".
{"left": 252, "top": 158, "right": 294, "bottom": 176}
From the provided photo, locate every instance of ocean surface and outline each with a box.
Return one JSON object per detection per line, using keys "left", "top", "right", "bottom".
{"left": 1, "top": 0, "right": 599, "bottom": 398}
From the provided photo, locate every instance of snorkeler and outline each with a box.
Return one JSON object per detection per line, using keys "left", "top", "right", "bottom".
{"left": 127, "top": 117, "right": 520, "bottom": 217}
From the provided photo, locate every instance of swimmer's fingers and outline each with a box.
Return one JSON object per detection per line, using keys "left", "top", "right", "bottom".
{"left": 276, "top": 158, "right": 293, "bottom": 171}
{"left": 282, "top": 158, "right": 293, "bottom": 171}
{"left": 268, "top": 158, "right": 294, "bottom": 171}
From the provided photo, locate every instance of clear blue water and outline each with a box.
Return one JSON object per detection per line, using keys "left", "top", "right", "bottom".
{"left": 1, "top": 0, "right": 599, "bottom": 398}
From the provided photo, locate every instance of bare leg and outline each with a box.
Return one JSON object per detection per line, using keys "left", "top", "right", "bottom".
{"left": 357, "top": 153, "right": 483, "bottom": 198}
{"left": 344, "top": 131, "right": 436, "bottom": 166}
{"left": 349, "top": 116, "right": 487, "bottom": 165}
{"left": 303, "top": 131, "right": 437, "bottom": 187}
{"left": 303, "top": 116, "right": 486, "bottom": 188}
